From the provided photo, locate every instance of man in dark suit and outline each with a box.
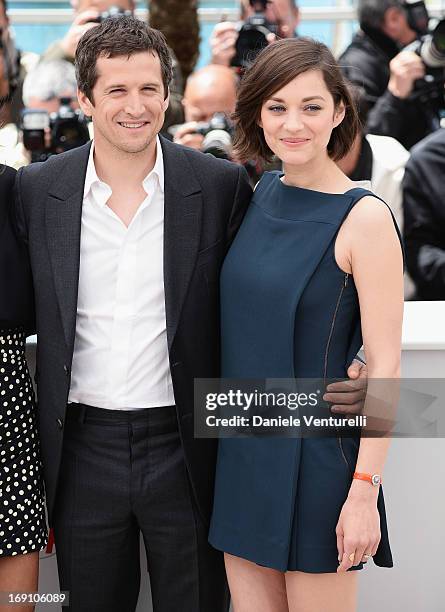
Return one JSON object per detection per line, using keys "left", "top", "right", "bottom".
{"left": 13, "top": 16, "right": 366, "bottom": 612}
{"left": 14, "top": 17, "right": 250, "bottom": 611}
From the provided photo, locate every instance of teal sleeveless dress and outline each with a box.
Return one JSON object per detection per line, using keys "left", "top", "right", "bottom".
{"left": 208, "top": 171, "right": 396, "bottom": 573}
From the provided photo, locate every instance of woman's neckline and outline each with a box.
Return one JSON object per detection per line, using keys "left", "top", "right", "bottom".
{"left": 277, "top": 173, "right": 370, "bottom": 196}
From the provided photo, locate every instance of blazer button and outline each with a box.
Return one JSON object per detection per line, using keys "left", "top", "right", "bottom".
{"left": 56, "top": 418, "right": 64, "bottom": 430}
{"left": 172, "top": 361, "right": 182, "bottom": 368}
{"left": 63, "top": 364, "right": 70, "bottom": 376}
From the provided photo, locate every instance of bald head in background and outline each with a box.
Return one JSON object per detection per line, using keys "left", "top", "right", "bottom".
{"left": 173, "top": 65, "right": 238, "bottom": 151}
{"left": 182, "top": 64, "right": 238, "bottom": 123}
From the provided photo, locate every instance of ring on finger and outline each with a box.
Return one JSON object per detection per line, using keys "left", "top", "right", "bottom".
{"left": 348, "top": 552, "right": 355, "bottom": 563}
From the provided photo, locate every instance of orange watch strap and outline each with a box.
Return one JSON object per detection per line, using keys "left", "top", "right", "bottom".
{"left": 353, "top": 472, "right": 382, "bottom": 485}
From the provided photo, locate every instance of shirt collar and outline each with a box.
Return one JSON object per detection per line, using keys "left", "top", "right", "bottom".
{"left": 83, "top": 136, "right": 165, "bottom": 204}
{"left": 146, "top": 136, "right": 164, "bottom": 194}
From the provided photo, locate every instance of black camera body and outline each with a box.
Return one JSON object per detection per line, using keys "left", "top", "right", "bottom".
{"left": 194, "top": 113, "right": 234, "bottom": 160}
{"left": 231, "top": 0, "right": 278, "bottom": 69}
{"left": 403, "top": 0, "right": 430, "bottom": 36}
{"left": 22, "top": 97, "right": 90, "bottom": 163}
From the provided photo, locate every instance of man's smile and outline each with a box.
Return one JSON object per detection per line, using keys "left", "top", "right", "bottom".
{"left": 118, "top": 121, "right": 148, "bottom": 129}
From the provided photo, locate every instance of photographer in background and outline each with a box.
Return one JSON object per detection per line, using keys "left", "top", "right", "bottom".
{"left": 23, "top": 60, "right": 79, "bottom": 114}
{"left": 403, "top": 128, "right": 445, "bottom": 300}
{"left": 0, "top": 60, "right": 83, "bottom": 167}
{"left": 336, "top": 84, "right": 410, "bottom": 231}
{"left": 0, "top": 47, "right": 26, "bottom": 167}
{"left": 0, "top": 0, "right": 39, "bottom": 126}
{"left": 173, "top": 65, "right": 269, "bottom": 182}
{"left": 210, "top": 0, "right": 299, "bottom": 68}
{"left": 339, "top": 0, "right": 443, "bottom": 150}
{"left": 173, "top": 64, "right": 238, "bottom": 154}
{"left": 21, "top": 60, "right": 90, "bottom": 163}
{"left": 337, "top": 83, "right": 414, "bottom": 298}
{"left": 0, "top": 0, "right": 19, "bottom": 106}
{"left": 41, "top": 0, "right": 134, "bottom": 63}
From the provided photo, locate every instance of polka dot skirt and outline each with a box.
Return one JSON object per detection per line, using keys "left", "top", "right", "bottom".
{"left": 0, "top": 328, "right": 47, "bottom": 557}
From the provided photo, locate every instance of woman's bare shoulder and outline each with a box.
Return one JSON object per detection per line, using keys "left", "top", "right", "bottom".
{"left": 345, "top": 195, "right": 396, "bottom": 235}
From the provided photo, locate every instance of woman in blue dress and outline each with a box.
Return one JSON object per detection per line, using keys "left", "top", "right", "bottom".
{"left": 209, "top": 38, "right": 403, "bottom": 611}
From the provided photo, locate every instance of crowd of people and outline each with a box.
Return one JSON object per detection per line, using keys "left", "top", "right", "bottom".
{"left": 0, "top": 1, "right": 441, "bottom": 611}
{"left": 0, "top": 0, "right": 443, "bottom": 299}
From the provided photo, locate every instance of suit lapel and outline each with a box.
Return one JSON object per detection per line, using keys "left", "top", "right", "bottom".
{"left": 45, "top": 138, "right": 201, "bottom": 356}
{"left": 45, "top": 143, "right": 91, "bottom": 353}
{"left": 161, "top": 137, "right": 202, "bottom": 351}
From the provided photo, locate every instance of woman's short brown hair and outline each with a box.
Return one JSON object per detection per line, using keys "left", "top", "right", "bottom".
{"left": 233, "top": 37, "right": 359, "bottom": 163}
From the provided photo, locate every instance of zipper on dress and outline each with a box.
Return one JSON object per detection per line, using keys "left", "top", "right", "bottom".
{"left": 323, "top": 273, "right": 353, "bottom": 473}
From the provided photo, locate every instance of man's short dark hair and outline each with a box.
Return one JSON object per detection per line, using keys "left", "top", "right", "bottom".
{"left": 358, "top": 0, "right": 405, "bottom": 29}
{"left": 75, "top": 16, "right": 173, "bottom": 103}
{"left": 345, "top": 81, "right": 370, "bottom": 129}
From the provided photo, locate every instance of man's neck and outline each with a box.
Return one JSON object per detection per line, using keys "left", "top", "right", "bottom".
{"left": 93, "top": 136, "right": 158, "bottom": 189}
{"left": 336, "top": 135, "right": 362, "bottom": 177}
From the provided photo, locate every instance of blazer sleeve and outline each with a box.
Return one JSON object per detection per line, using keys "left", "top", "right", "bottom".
{"left": 0, "top": 165, "right": 35, "bottom": 334}
{"left": 225, "top": 164, "right": 253, "bottom": 250}
{"left": 11, "top": 165, "right": 30, "bottom": 246}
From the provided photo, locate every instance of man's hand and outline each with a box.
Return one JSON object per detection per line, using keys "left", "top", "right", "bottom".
{"left": 387, "top": 51, "right": 425, "bottom": 99}
{"left": 323, "top": 360, "right": 368, "bottom": 415}
{"left": 210, "top": 22, "right": 238, "bottom": 66}
{"left": 173, "top": 122, "right": 205, "bottom": 150}
{"left": 60, "top": 10, "right": 101, "bottom": 59}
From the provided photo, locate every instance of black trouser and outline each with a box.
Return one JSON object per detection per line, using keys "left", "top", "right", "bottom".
{"left": 52, "top": 403, "right": 229, "bottom": 612}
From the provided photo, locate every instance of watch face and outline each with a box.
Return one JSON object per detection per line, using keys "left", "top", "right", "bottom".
{"left": 371, "top": 474, "right": 381, "bottom": 486}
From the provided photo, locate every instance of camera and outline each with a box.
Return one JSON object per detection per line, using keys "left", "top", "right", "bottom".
{"left": 403, "top": 1, "right": 445, "bottom": 109}
{"left": 404, "top": 0, "right": 429, "bottom": 35}
{"left": 231, "top": 0, "right": 278, "bottom": 69}
{"left": 194, "top": 113, "right": 234, "bottom": 159}
{"left": 21, "top": 97, "right": 90, "bottom": 163}
{"left": 89, "top": 6, "right": 133, "bottom": 23}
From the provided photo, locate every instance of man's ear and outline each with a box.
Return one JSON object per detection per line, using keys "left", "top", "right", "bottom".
{"left": 333, "top": 101, "right": 345, "bottom": 129}
{"left": 162, "top": 88, "right": 170, "bottom": 112}
{"left": 77, "top": 87, "right": 94, "bottom": 118}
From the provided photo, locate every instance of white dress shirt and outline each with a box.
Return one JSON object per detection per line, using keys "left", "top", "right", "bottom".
{"left": 68, "top": 137, "right": 175, "bottom": 409}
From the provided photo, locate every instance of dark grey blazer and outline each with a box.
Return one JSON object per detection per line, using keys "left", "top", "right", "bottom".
{"left": 13, "top": 137, "right": 252, "bottom": 525}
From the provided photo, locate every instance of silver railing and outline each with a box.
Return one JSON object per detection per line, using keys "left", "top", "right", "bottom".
{"left": 6, "top": 5, "right": 445, "bottom": 25}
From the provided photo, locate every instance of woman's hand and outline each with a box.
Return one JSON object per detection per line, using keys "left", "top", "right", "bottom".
{"left": 335, "top": 481, "right": 381, "bottom": 572}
